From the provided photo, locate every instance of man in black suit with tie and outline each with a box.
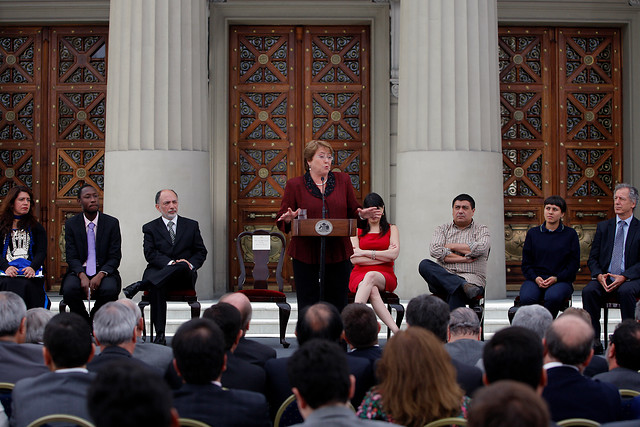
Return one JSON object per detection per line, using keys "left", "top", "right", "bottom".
{"left": 61, "top": 184, "right": 122, "bottom": 324}
{"left": 583, "top": 183, "right": 640, "bottom": 353}
{"left": 123, "top": 189, "right": 207, "bottom": 345}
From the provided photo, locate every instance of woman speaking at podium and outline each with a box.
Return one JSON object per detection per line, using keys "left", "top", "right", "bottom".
{"left": 277, "top": 140, "right": 380, "bottom": 313}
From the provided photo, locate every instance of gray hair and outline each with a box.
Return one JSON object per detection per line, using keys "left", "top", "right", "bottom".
{"left": 115, "top": 298, "right": 142, "bottom": 323}
{"left": 449, "top": 307, "right": 480, "bottom": 336}
{"left": 512, "top": 304, "right": 553, "bottom": 340}
{"left": 615, "top": 183, "right": 640, "bottom": 209}
{"left": 0, "top": 291, "right": 27, "bottom": 337}
{"left": 25, "top": 308, "right": 55, "bottom": 344}
{"left": 93, "top": 302, "right": 137, "bottom": 346}
{"left": 636, "top": 300, "right": 640, "bottom": 322}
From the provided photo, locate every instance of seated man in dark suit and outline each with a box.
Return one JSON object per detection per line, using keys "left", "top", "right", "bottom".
{"left": 468, "top": 381, "right": 550, "bottom": 427}
{"left": 203, "top": 302, "right": 266, "bottom": 394}
{"left": 445, "top": 307, "right": 484, "bottom": 367}
{"left": 594, "top": 319, "right": 640, "bottom": 391}
{"left": 0, "top": 291, "right": 48, "bottom": 383}
{"left": 11, "top": 312, "right": 95, "bottom": 426}
{"left": 288, "top": 339, "right": 388, "bottom": 427}
{"left": 341, "top": 303, "right": 382, "bottom": 366}
{"left": 406, "top": 294, "right": 483, "bottom": 395}
{"left": 219, "top": 292, "right": 276, "bottom": 367}
{"left": 542, "top": 314, "right": 621, "bottom": 423}
{"left": 124, "top": 189, "right": 207, "bottom": 345}
{"left": 583, "top": 183, "right": 640, "bottom": 354}
{"left": 172, "top": 318, "right": 270, "bottom": 427}
{"left": 62, "top": 184, "right": 122, "bottom": 324}
{"left": 265, "top": 302, "right": 374, "bottom": 418}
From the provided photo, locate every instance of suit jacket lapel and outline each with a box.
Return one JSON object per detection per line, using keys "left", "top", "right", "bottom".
{"left": 95, "top": 212, "right": 106, "bottom": 257}
{"left": 624, "top": 217, "right": 640, "bottom": 265}
{"left": 173, "top": 216, "right": 184, "bottom": 247}
{"left": 156, "top": 217, "right": 173, "bottom": 245}
{"left": 76, "top": 214, "right": 88, "bottom": 258}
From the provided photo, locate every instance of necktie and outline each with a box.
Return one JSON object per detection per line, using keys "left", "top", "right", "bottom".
{"left": 168, "top": 220, "right": 176, "bottom": 245}
{"left": 86, "top": 222, "right": 96, "bottom": 276}
{"left": 610, "top": 221, "right": 626, "bottom": 275}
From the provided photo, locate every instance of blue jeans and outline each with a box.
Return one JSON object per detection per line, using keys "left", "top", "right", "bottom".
{"left": 519, "top": 279, "right": 573, "bottom": 318}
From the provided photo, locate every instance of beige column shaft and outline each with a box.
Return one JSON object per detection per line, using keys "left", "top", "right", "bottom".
{"left": 395, "top": 0, "right": 506, "bottom": 299}
{"left": 103, "top": 0, "right": 214, "bottom": 298}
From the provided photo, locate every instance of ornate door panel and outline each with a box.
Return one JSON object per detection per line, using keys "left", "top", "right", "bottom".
{"left": 0, "top": 26, "right": 108, "bottom": 290}
{"left": 229, "top": 26, "right": 370, "bottom": 291}
{"left": 501, "top": 27, "right": 622, "bottom": 290}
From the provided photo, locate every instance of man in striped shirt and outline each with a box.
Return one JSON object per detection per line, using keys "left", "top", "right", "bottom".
{"left": 418, "top": 194, "right": 490, "bottom": 310}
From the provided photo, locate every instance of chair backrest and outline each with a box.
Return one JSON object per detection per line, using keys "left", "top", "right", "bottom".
{"left": 274, "top": 394, "right": 303, "bottom": 427}
{"left": 178, "top": 418, "right": 212, "bottom": 427}
{"left": 26, "top": 414, "right": 95, "bottom": 427}
{"left": 556, "top": 419, "right": 601, "bottom": 427}
{"left": 0, "top": 382, "right": 14, "bottom": 419}
{"left": 236, "top": 229, "right": 286, "bottom": 291}
{"left": 620, "top": 388, "right": 640, "bottom": 398}
{"left": 424, "top": 417, "right": 468, "bottom": 427}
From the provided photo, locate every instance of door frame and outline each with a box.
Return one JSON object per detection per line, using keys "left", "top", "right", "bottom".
{"left": 209, "top": 2, "right": 390, "bottom": 293}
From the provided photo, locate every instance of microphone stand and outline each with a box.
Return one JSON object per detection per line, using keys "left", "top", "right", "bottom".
{"left": 319, "top": 176, "right": 326, "bottom": 301}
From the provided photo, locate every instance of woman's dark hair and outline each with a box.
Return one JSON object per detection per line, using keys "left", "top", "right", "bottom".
{"left": 361, "top": 192, "right": 390, "bottom": 237}
{"left": 543, "top": 195, "right": 567, "bottom": 213}
{"left": 0, "top": 185, "right": 38, "bottom": 236}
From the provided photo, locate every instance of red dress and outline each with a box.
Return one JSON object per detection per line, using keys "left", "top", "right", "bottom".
{"left": 348, "top": 230, "right": 398, "bottom": 293}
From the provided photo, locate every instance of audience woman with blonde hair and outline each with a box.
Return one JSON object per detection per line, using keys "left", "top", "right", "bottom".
{"left": 357, "top": 327, "right": 469, "bottom": 426}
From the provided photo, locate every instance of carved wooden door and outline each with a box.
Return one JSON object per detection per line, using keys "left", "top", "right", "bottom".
{"left": 0, "top": 26, "right": 108, "bottom": 290}
{"left": 229, "top": 25, "right": 370, "bottom": 291}
{"left": 500, "top": 27, "right": 622, "bottom": 290}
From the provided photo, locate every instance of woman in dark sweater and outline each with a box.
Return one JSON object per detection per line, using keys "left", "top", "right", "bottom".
{"left": 519, "top": 195, "right": 580, "bottom": 317}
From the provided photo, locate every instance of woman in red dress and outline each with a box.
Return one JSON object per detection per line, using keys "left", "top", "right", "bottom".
{"left": 349, "top": 192, "right": 400, "bottom": 334}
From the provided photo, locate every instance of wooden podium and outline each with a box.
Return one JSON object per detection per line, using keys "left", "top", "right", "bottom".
{"left": 291, "top": 218, "right": 358, "bottom": 237}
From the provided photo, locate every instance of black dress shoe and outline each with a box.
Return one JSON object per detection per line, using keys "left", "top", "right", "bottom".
{"left": 153, "top": 333, "right": 166, "bottom": 346}
{"left": 123, "top": 281, "right": 143, "bottom": 299}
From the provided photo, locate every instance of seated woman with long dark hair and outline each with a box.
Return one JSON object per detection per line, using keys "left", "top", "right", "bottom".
{"left": 348, "top": 192, "right": 400, "bottom": 334}
{"left": 0, "top": 186, "right": 48, "bottom": 308}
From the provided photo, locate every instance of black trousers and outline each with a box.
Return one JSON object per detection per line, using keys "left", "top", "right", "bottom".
{"left": 292, "top": 258, "right": 351, "bottom": 316}
{"left": 582, "top": 278, "right": 640, "bottom": 341}
{"left": 61, "top": 272, "right": 120, "bottom": 322}
{"left": 144, "top": 262, "right": 195, "bottom": 334}
{"left": 0, "top": 276, "right": 48, "bottom": 309}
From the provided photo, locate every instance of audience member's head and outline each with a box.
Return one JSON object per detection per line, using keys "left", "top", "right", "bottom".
{"left": 635, "top": 300, "right": 640, "bottom": 322}
{"left": 483, "top": 326, "right": 545, "bottom": 391}
{"left": 448, "top": 307, "right": 481, "bottom": 341}
{"left": 219, "top": 292, "right": 252, "bottom": 333}
{"left": 608, "top": 319, "right": 640, "bottom": 371}
{"left": 377, "top": 327, "right": 463, "bottom": 426}
{"left": 115, "top": 298, "right": 144, "bottom": 337}
{"left": 172, "top": 318, "right": 226, "bottom": 385}
{"left": 288, "top": 339, "right": 352, "bottom": 417}
{"left": 0, "top": 291, "right": 27, "bottom": 342}
{"left": 468, "top": 380, "right": 550, "bottom": 427}
{"left": 561, "top": 307, "right": 593, "bottom": 324}
{"left": 296, "top": 302, "right": 343, "bottom": 346}
{"left": 88, "top": 359, "right": 178, "bottom": 427}
{"left": 92, "top": 301, "right": 137, "bottom": 347}
{"left": 512, "top": 304, "right": 553, "bottom": 340}
{"left": 544, "top": 314, "right": 594, "bottom": 369}
{"left": 406, "top": 294, "right": 449, "bottom": 342}
{"left": 203, "top": 302, "right": 242, "bottom": 352}
{"left": 341, "top": 303, "right": 379, "bottom": 348}
{"left": 43, "top": 312, "right": 93, "bottom": 370}
{"left": 25, "top": 307, "right": 55, "bottom": 344}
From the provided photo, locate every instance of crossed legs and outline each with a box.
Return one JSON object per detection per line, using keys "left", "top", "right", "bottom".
{"left": 354, "top": 271, "right": 399, "bottom": 334}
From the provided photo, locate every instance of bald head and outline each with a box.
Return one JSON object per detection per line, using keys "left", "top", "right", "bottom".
{"left": 544, "top": 314, "right": 594, "bottom": 367}
{"left": 219, "top": 292, "right": 252, "bottom": 332}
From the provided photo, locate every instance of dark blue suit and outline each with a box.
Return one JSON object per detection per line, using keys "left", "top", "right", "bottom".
{"left": 583, "top": 217, "right": 640, "bottom": 339}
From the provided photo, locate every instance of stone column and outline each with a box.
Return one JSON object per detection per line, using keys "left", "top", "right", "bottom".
{"left": 103, "top": 0, "right": 214, "bottom": 298}
{"left": 395, "top": 0, "right": 506, "bottom": 299}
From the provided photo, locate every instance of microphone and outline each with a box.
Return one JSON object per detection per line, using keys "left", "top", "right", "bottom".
{"left": 321, "top": 176, "right": 326, "bottom": 219}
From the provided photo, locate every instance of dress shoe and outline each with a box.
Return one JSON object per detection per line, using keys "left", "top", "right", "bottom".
{"left": 153, "top": 333, "right": 166, "bottom": 346}
{"left": 123, "top": 281, "right": 144, "bottom": 299}
{"left": 463, "top": 282, "right": 484, "bottom": 299}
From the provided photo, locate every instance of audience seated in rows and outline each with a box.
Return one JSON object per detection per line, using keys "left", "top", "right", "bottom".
{"left": 11, "top": 312, "right": 95, "bottom": 426}
{"left": 445, "top": 306, "right": 484, "bottom": 367}
{"left": 171, "top": 318, "right": 270, "bottom": 426}
{"left": 341, "top": 303, "right": 383, "bottom": 366}
{"left": 405, "top": 294, "right": 483, "bottom": 395}
{"left": 594, "top": 319, "right": 640, "bottom": 391}
{"left": 24, "top": 307, "right": 55, "bottom": 344}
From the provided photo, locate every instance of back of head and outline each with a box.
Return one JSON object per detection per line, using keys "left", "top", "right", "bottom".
{"left": 449, "top": 307, "right": 480, "bottom": 337}
{"left": 88, "top": 359, "right": 174, "bottom": 427}
{"left": 93, "top": 302, "right": 137, "bottom": 346}
{"left": 0, "top": 291, "right": 26, "bottom": 338}
{"left": 545, "top": 314, "right": 594, "bottom": 366}
{"left": 341, "top": 303, "right": 378, "bottom": 348}
{"left": 377, "top": 328, "right": 462, "bottom": 426}
{"left": 512, "top": 304, "right": 553, "bottom": 340}
{"left": 468, "top": 380, "right": 549, "bottom": 427}
{"left": 406, "top": 294, "right": 449, "bottom": 342}
{"left": 202, "top": 302, "right": 241, "bottom": 351}
{"left": 44, "top": 312, "right": 92, "bottom": 369}
{"left": 483, "top": 326, "right": 543, "bottom": 389}
{"left": 25, "top": 307, "right": 55, "bottom": 343}
{"left": 611, "top": 319, "right": 640, "bottom": 371}
{"left": 172, "top": 318, "right": 225, "bottom": 384}
{"left": 296, "top": 302, "right": 343, "bottom": 345}
{"left": 219, "top": 292, "right": 252, "bottom": 332}
{"left": 115, "top": 298, "right": 142, "bottom": 323}
{"left": 287, "top": 339, "right": 350, "bottom": 409}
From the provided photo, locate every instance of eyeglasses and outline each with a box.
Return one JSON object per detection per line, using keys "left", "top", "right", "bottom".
{"left": 316, "top": 154, "right": 333, "bottom": 161}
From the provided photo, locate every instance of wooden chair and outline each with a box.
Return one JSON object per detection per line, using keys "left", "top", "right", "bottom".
{"left": 601, "top": 293, "right": 640, "bottom": 349}
{"left": 556, "top": 418, "right": 600, "bottom": 427}
{"left": 138, "top": 289, "right": 201, "bottom": 342}
{"left": 423, "top": 417, "right": 468, "bottom": 427}
{"left": 236, "top": 229, "right": 291, "bottom": 348}
{"left": 619, "top": 388, "right": 640, "bottom": 398}
{"left": 178, "top": 418, "right": 211, "bottom": 427}
{"left": 0, "top": 382, "right": 14, "bottom": 419}
{"left": 274, "top": 394, "right": 303, "bottom": 427}
{"left": 26, "top": 414, "right": 95, "bottom": 427}
{"left": 507, "top": 294, "right": 572, "bottom": 323}
{"left": 347, "top": 291, "right": 405, "bottom": 338}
